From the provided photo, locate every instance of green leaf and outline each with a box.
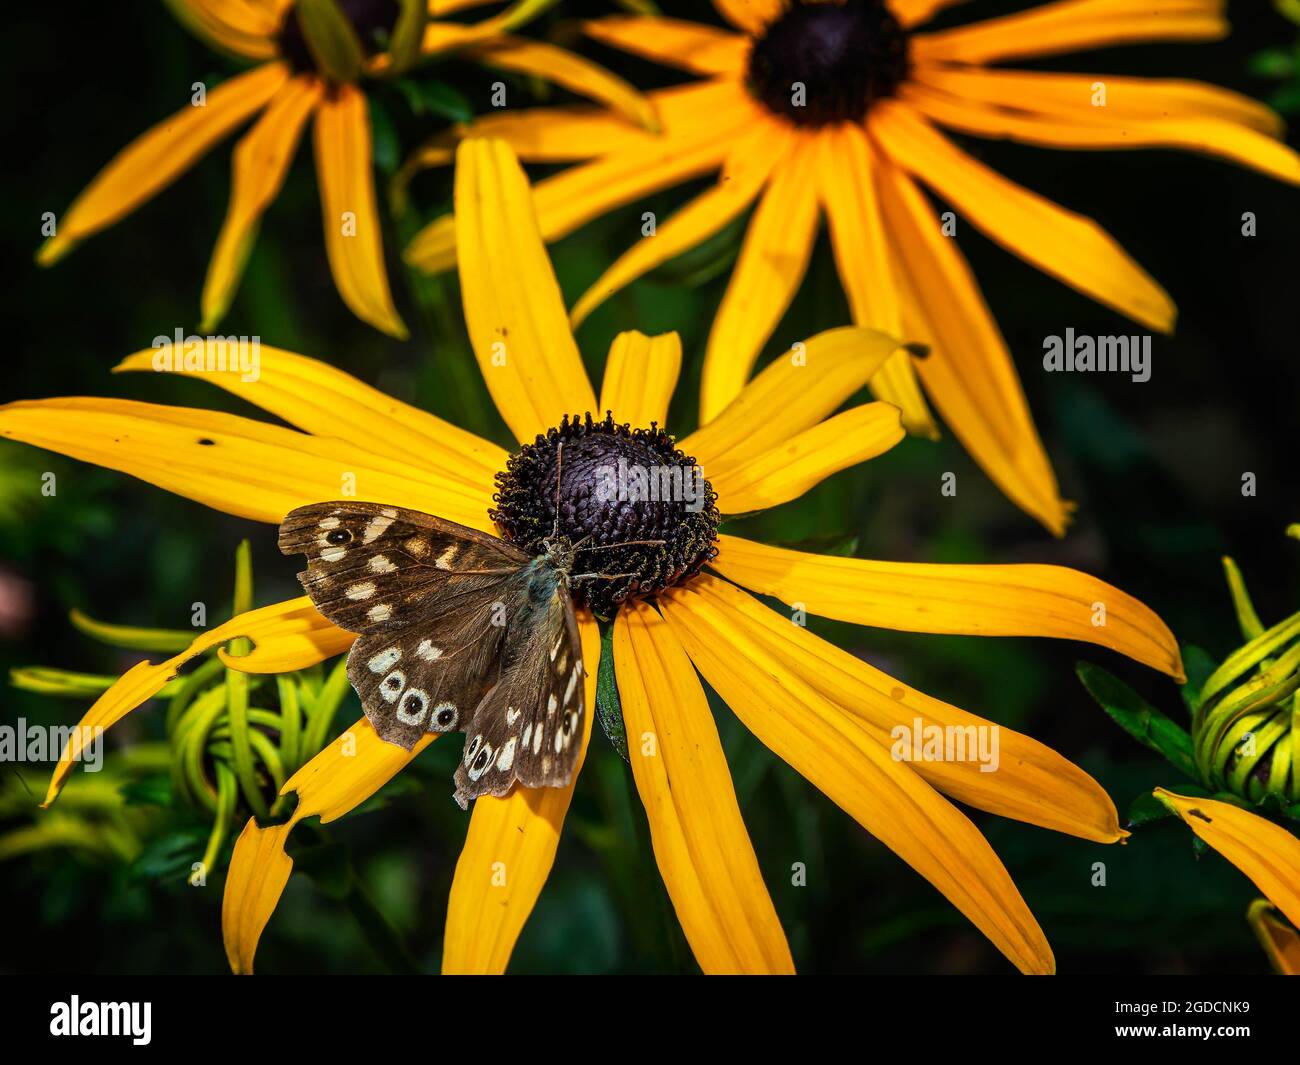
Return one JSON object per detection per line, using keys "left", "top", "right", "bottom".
{"left": 68, "top": 608, "right": 193, "bottom": 652}
{"left": 1178, "top": 644, "right": 1218, "bottom": 715}
{"left": 387, "top": 0, "right": 428, "bottom": 74}
{"left": 293, "top": 0, "right": 365, "bottom": 84}
{"left": 129, "top": 826, "right": 209, "bottom": 882}
{"left": 369, "top": 96, "right": 400, "bottom": 175}
{"left": 1077, "top": 661, "right": 1197, "bottom": 779}
{"left": 10, "top": 666, "right": 185, "bottom": 699}
{"left": 595, "top": 622, "right": 629, "bottom": 764}
{"left": 397, "top": 78, "right": 473, "bottom": 124}
{"left": 1127, "top": 789, "right": 1178, "bottom": 827}
{"left": 119, "top": 775, "right": 173, "bottom": 808}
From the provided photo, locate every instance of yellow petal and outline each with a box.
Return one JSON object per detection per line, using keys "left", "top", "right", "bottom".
{"left": 467, "top": 36, "right": 658, "bottom": 131}
{"left": 202, "top": 77, "right": 322, "bottom": 331}
{"left": 598, "top": 331, "right": 681, "bottom": 427}
{"left": 913, "top": 0, "right": 1228, "bottom": 65}
{"left": 223, "top": 718, "right": 436, "bottom": 973}
{"left": 571, "top": 119, "right": 789, "bottom": 329}
{"left": 685, "top": 575, "right": 1125, "bottom": 842}
{"left": 903, "top": 82, "right": 1300, "bottom": 187}
{"left": 313, "top": 84, "right": 408, "bottom": 338}
{"left": 0, "top": 397, "right": 493, "bottom": 530}
{"left": 912, "top": 66, "right": 1285, "bottom": 137}
{"left": 1156, "top": 790, "right": 1300, "bottom": 930}
{"left": 816, "top": 123, "right": 935, "bottom": 437}
{"left": 615, "top": 601, "right": 793, "bottom": 973}
{"left": 37, "top": 63, "right": 289, "bottom": 266}
{"left": 405, "top": 83, "right": 756, "bottom": 275}
{"left": 113, "top": 341, "right": 504, "bottom": 493}
{"left": 583, "top": 16, "right": 750, "bottom": 75}
{"left": 700, "top": 142, "right": 821, "bottom": 423}
{"left": 1247, "top": 899, "right": 1300, "bottom": 976}
{"left": 892, "top": 0, "right": 972, "bottom": 28}
{"left": 681, "top": 325, "right": 912, "bottom": 471}
{"left": 165, "top": 0, "right": 281, "bottom": 59}
{"left": 712, "top": 403, "right": 904, "bottom": 514}
{"left": 712, "top": 534, "right": 1185, "bottom": 678}
{"left": 711, "top": 0, "right": 784, "bottom": 35}
{"left": 454, "top": 138, "right": 597, "bottom": 442}
{"left": 660, "top": 584, "right": 1054, "bottom": 974}
{"left": 42, "top": 598, "right": 344, "bottom": 807}
{"left": 223, "top": 819, "right": 295, "bottom": 974}
{"left": 874, "top": 157, "right": 1070, "bottom": 533}
{"left": 870, "top": 101, "right": 1176, "bottom": 332}
{"left": 442, "top": 618, "right": 599, "bottom": 973}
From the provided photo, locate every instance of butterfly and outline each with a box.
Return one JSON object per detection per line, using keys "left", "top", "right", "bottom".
{"left": 278, "top": 444, "right": 662, "bottom": 809}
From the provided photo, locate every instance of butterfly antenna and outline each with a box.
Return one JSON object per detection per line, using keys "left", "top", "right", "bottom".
{"left": 551, "top": 439, "right": 564, "bottom": 541}
{"left": 575, "top": 539, "right": 665, "bottom": 552}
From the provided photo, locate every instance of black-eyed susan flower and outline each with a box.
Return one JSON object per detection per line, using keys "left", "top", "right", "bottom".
{"left": 9, "top": 140, "right": 1185, "bottom": 975}
{"left": 404, "top": 0, "right": 1300, "bottom": 534}
{"left": 1081, "top": 530, "right": 1300, "bottom": 973}
{"left": 37, "top": 0, "right": 654, "bottom": 337}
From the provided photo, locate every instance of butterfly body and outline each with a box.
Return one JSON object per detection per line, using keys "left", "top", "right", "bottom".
{"left": 279, "top": 502, "right": 586, "bottom": 809}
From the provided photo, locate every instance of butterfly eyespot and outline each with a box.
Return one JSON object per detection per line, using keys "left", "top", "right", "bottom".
{"left": 563, "top": 712, "right": 574, "bottom": 735}
{"left": 433, "top": 703, "right": 457, "bottom": 730}
{"left": 326, "top": 529, "right": 352, "bottom": 545}
{"left": 379, "top": 670, "right": 406, "bottom": 703}
{"left": 396, "top": 689, "right": 428, "bottom": 726}
{"left": 473, "top": 750, "right": 490, "bottom": 771}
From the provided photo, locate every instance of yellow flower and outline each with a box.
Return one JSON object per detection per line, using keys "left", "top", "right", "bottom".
{"left": 404, "top": 0, "right": 1300, "bottom": 534}
{"left": 1248, "top": 899, "right": 1300, "bottom": 976}
{"left": 8, "top": 139, "right": 1185, "bottom": 975}
{"left": 36, "top": 0, "right": 654, "bottom": 337}
{"left": 1156, "top": 790, "right": 1300, "bottom": 974}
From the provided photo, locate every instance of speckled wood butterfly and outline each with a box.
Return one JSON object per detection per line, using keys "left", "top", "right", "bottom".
{"left": 279, "top": 500, "right": 592, "bottom": 809}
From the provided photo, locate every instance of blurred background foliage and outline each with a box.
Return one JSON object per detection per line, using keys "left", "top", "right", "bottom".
{"left": 2, "top": 0, "right": 1299, "bottom": 974}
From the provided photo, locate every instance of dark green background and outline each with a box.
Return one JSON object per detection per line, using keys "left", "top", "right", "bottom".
{"left": 2, "top": 0, "right": 1298, "bottom": 973}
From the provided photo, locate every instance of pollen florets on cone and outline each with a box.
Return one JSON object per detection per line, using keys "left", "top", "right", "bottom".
{"left": 491, "top": 413, "right": 720, "bottom": 618}
{"left": 747, "top": 0, "right": 910, "bottom": 127}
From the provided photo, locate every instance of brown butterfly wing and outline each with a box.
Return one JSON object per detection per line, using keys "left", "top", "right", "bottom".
{"left": 278, "top": 501, "right": 528, "bottom": 634}
{"left": 280, "top": 502, "right": 531, "bottom": 750}
{"left": 452, "top": 565, "right": 585, "bottom": 808}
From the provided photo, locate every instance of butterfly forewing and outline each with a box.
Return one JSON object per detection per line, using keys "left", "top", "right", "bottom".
{"left": 452, "top": 563, "right": 585, "bottom": 809}
{"left": 278, "top": 502, "right": 528, "bottom": 633}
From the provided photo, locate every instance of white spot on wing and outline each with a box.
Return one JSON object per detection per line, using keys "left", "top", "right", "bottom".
{"left": 346, "top": 581, "right": 376, "bottom": 600}
{"left": 416, "top": 639, "right": 442, "bottom": 661}
{"left": 321, "top": 547, "right": 346, "bottom": 562}
{"left": 435, "top": 545, "right": 458, "bottom": 570}
{"left": 506, "top": 707, "right": 520, "bottom": 726}
{"left": 496, "top": 738, "right": 517, "bottom": 772}
{"left": 367, "top": 647, "right": 401, "bottom": 673}
{"left": 368, "top": 603, "right": 393, "bottom": 622}
{"left": 363, "top": 514, "right": 394, "bottom": 543}
{"left": 369, "top": 554, "right": 397, "bottom": 574}
{"left": 318, "top": 517, "right": 341, "bottom": 529}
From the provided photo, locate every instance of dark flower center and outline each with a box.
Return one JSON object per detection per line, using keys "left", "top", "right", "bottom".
{"left": 747, "top": 0, "right": 909, "bottom": 127}
{"left": 491, "top": 414, "right": 720, "bottom": 619}
{"left": 278, "top": 0, "right": 401, "bottom": 74}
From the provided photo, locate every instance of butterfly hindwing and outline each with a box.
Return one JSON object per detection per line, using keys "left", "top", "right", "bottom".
{"left": 345, "top": 582, "right": 522, "bottom": 750}
{"left": 453, "top": 561, "right": 585, "bottom": 808}
{"left": 278, "top": 501, "right": 529, "bottom": 634}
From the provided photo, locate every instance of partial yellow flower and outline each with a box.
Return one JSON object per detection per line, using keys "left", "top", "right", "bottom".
{"left": 1247, "top": 899, "right": 1300, "bottom": 976}
{"left": 7, "top": 139, "right": 1185, "bottom": 976}
{"left": 1156, "top": 789, "right": 1300, "bottom": 964}
{"left": 404, "top": 0, "right": 1300, "bottom": 534}
{"left": 37, "top": 0, "right": 653, "bottom": 337}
